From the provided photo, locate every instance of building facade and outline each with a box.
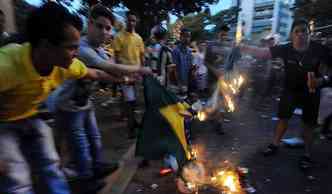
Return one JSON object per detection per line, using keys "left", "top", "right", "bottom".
{"left": 237, "top": 0, "right": 294, "bottom": 42}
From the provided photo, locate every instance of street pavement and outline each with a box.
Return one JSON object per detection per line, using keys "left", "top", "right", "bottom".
{"left": 36, "top": 84, "right": 332, "bottom": 194}
{"left": 106, "top": 89, "right": 332, "bottom": 194}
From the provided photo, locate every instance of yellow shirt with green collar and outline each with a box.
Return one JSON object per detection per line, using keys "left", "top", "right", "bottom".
{"left": 113, "top": 30, "right": 144, "bottom": 65}
{"left": 0, "top": 43, "right": 88, "bottom": 122}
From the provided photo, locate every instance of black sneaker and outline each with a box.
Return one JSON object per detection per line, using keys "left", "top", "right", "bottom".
{"left": 93, "top": 162, "right": 119, "bottom": 179}
{"left": 299, "top": 155, "right": 314, "bottom": 170}
{"left": 262, "top": 144, "right": 279, "bottom": 156}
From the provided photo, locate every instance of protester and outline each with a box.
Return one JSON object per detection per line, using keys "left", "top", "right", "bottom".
{"left": 113, "top": 11, "right": 145, "bottom": 139}
{"left": 239, "top": 19, "right": 332, "bottom": 169}
{"left": 250, "top": 34, "right": 283, "bottom": 109}
{"left": 204, "top": 25, "right": 233, "bottom": 135}
{"left": 0, "top": 2, "right": 135, "bottom": 193}
{"left": 151, "top": 26, "right": 176, "bottom": 86}
{"left": 172, "top": 28, "right": 196, "bottom": 99}
{"left": 192, "top": 41, "right": 208, "bottom": 97}
{"left": 51, "top": 4, "right": 151, "bottom": 181}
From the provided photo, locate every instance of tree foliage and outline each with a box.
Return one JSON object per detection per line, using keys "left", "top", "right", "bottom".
{"left": 294, "top": 0, "right": 332, "bottom": 26}
{"left": 180, "top": 12, "right": 211, "bottom": 41}
{"left": 80, "top": 0, "right": 219, "bottom": 39}
{"left": 172, "top": 6, "right": 239, "bottom": 41}
{"left": 210, "top": 6, "right": 238, "bottom": 33}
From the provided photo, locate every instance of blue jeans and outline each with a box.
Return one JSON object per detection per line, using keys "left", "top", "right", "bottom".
{"left": 55, "top": 108, "right": 103, "bottom": 177}
{"left": 0, "top": 118, "right": 70, "bottom": 194}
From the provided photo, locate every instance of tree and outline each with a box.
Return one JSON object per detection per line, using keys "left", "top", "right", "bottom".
{"left": 80, "top": 0, "right": 219, "bottom": 39}
{"left": 179, "top": 12, "right": 211, "bottom": 41}
{"left": 210, "top": 6, "right": 239, "bottom": 33}
{"left": 168, "top": 5, "right": 240, "bottom": 41}
{"left": 294, "top": 0, "right": 332, "bottom": 27}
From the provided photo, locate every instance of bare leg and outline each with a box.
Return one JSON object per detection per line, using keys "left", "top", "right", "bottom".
{"left": 272, "top": 119, "right": 289, "bottom": 146}
{"left": 302, "top": 123, "right": 314, "bottom": 157}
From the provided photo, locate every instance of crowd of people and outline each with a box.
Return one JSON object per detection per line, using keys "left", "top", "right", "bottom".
{"left": 0, "top": 2, "right": 331, "bottom": 194}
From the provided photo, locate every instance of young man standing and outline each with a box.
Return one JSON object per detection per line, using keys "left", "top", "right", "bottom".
{"left": 172, "top": 28, "right": 194, "bottom": 97}
{"left": 204, "top": 25, "right": 232, "bottom": 135}
{"left": 151, "top": 26, "right": 175, "bottom": 86}
{"left": 0, "top": 2, "right": 127, "bottom": 194}
{"left": 53, "top": 4, "right": 151, "bottom": 180}
{"left": 239, "top": 19, "right": 332, "bottom": 169}
{"left": 113, "top": 11, "right": 145, "bottom": 138}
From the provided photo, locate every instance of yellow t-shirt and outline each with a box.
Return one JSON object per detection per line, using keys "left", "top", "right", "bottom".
{"left": 113, "top": 31, "right": 144, "bottom": 65}
{"left": 0, "top": 43, "right": 88, "bottom": 121}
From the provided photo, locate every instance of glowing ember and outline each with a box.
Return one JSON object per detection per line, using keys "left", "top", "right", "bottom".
{"left": 197, "top": 111, "right": 207, "bottom": 121}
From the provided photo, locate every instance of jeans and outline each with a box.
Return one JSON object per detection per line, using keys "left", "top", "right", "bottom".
{"left": 55, "top": 108, "right": 103, "bottom": 177}
{"left": 0, "top": 118, "right": 70, "bottom": 194}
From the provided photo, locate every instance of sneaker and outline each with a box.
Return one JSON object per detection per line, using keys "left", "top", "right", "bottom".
{"left": 299, "top": 155, "right": 314, "bottom": 170}
{"left": 262, "top": 144, "right": 279, "bottom": 156}
{"left": 93, "top": 162, "right": 119, "bottom": 179}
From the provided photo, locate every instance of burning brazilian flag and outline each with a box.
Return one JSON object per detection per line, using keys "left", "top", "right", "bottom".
{"left": 136, "top": 75, "right": 192, "bottom": 168}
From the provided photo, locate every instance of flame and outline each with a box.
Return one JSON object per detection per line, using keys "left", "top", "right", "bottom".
{"left": 197, "top": 111, "right": 207, "bottom": 121}
{"left": 224, "top": 95, "right": 235, "bottom": 112}
{"left": 224, "top": 174, "right": 237, "bottom": 192}
{"left": 218, "top": 170, "right": 225, "bottom": 176}
{"left": 211, "top": 169, "right": 242, "bottom": 194}
{"left": 186, "top": 182, "right": 196, "bottom": 190}
{"left": 237, "top": 75, "right": 244, "bottom": 88}
{"left": 229, "top": 84, "right": 237, "bottom": 94}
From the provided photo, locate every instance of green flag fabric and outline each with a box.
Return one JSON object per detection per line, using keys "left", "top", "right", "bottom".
{"left": 136, "top": 75, "right": 192, "bottom": 167}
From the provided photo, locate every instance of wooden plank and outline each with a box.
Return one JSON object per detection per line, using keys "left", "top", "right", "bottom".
{"left": 98, "top": 143, "right": 143, "bottom": 194}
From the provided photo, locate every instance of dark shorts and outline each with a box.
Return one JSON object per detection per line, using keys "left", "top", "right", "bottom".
{"left": 278, "top": 91, "right": 320, "bottom": 126}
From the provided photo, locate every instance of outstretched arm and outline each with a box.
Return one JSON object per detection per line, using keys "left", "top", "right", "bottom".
{"left": 79, "top": 46, "right": 151, "bottom": 77}
{"left": 239, "top": 43, "right": 272, "bottom": 60}
{"left": 84, "top": 68, "right": 125, "bottom": 83}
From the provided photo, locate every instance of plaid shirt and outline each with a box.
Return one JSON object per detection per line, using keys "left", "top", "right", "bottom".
{"left": 172, "top": 43, "right": 193, "bottom": 86}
